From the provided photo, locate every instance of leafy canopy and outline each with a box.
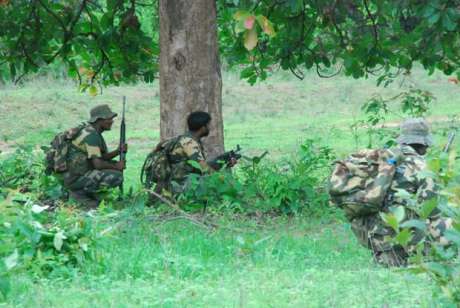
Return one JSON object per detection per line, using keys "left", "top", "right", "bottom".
{"left": 1, "top": 0, "right": 459, "bottom": 87}
{"left": 219, "top": 0, "right": 460, "bottom": 84}
{"left": 0, "top": 0, "right": 157, "bottom": 89}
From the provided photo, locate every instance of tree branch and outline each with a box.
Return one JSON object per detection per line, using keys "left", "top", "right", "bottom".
{"left": 363, "top": 0, "right": 379, "bottom": 48}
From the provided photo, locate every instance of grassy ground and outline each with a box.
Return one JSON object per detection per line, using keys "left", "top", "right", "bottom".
{"left": 1, "top": 68, "right": 459, "bottom": 307}
{"left": 6, "top": 217, "right": 433, "bottom": 307}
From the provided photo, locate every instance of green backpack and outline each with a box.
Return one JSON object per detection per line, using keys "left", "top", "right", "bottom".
{"left": 140, "top": 137, "right": 181, "bottom": 188}
{"left": 328, "top": 148, "right": 402, "bottom": 220}
{"left": 44, "top": 123, "right": 87, "bottom": 175}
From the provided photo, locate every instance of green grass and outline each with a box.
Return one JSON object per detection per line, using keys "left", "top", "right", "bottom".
{"left": 6, "top": 217, "right": 434, "bottom": 307}
{"left": 1, "top": 68, "right": 458, "bottom": 306}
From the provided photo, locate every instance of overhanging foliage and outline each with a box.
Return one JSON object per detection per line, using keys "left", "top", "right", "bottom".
{"left": 1, "top": 0, "right": 459, "bottom": 87}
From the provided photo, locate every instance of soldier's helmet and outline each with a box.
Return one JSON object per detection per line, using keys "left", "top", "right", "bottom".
{"left": 89, "top": 104, "right": 118, "bottom": 123}
{"left": 397, "top": 118, "right": 433, "bottom": 146}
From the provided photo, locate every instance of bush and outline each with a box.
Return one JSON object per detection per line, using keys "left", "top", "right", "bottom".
{"left": 0, "top": 148, "right": 101, "bottom": 300}
{"left": 0, "top": 147, "right": 64, "bottom": 201}
{"left": 179, "top": 139, "right": 335, "bottom": 215}
{"left": 385, "top": 149, "right": 460, "bottom": 305}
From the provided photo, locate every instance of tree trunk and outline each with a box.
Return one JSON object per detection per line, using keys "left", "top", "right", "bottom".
{"left": 159, "top": 0, "right": 224, "bottom": 158}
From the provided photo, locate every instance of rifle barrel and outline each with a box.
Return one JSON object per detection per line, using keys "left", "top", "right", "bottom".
{"left": 443, "top": 131, "right": 456, "bottom": 153}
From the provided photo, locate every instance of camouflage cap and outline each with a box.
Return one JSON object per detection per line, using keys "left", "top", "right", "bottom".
{"left": 88, "top": 104, "right": 117, "bottom": 123}
{"left": 396, "top": 118, "right": 433, "bottom": 146}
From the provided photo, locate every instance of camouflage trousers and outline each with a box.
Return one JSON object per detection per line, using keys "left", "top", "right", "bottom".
{"left": 351, "top": 214, "right": 453, "bottom": 267}
{"left": 64, "top": 169, "right": 123, "bottom": 194}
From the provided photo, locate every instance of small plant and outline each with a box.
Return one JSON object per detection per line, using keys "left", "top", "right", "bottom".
{"left": 0, "top": 147, "right": 64, "bottom": 201}
{"left": 178, "top": 139, "right": 334, "bottom": 215}
{"left": 384, "top": 149, "right": 460, "bottom": 305}
{"left": 0, "top": 148, "right": 104, "bottom": 300}
{"left": 0, "top": 196, "right": 102, "bottom": 300}
{"left": 360, "top": 88, "right": 434, "bottom": 148}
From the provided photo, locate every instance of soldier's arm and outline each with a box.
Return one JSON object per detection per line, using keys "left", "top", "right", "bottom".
{"left": 199, "top": 160, "right": 214, "bottom": 173}
{"left": 102, "top": 149, "right": 119, "bottom": 160}
{"left": 91, "top": 157, "right": 125, "bottom": 171}
{"left": 83, "top": 137, "right": 124, "bottom": 171}
{"left": 182, "top": 139, "right": 214, "bottom": 173}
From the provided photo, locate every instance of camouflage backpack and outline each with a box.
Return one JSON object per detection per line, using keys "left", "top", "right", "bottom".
{"left": 328, "top": 148, "right": 402, "bottom": 220}
{"left": 44, "top": 123, "right": 87, "bottom": 175}
{"left": 140, "top": 137, "right": 181, "bottom": 188}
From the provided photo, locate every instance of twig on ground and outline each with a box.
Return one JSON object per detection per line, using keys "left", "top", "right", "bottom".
{"left": 146, "top": 189, "right": 217, "bottom": 230}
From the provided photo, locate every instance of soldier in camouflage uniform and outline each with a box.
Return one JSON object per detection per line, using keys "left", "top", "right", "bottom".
{"left": 63, "top": 104, "right": 127, "bottom": 208}
{"left": 351, "top": 118, "right": 451, "bottom": 266}
{"left": 156, "top": 111, "right": 235, "bottom": 195}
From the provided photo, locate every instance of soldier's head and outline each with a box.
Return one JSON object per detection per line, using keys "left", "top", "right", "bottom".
{"left": 187, "top": 111, "right": 211, "bottom": 138}
{"left": 397, "top": 118, "right": 433, "bottom": 155}
{"left": 89, "top": 104, "right": 117, "bottom": 131}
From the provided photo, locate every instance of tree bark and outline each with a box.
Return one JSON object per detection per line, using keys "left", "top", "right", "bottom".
{"left": 159, "top": 0, "right": 224, "bottom": 158}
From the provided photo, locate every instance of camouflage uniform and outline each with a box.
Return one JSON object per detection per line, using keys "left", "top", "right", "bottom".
{"left": 63, "top": 124, "right": 122, "bottom": 193}
{"left": 351, "top": 118, "right": 451, "bottom": 266}
{"left": 62, "top": 105, "right": 122, "bottom": 204}
{"left": 166, "top": 132, "right": 206, "bottom": 193}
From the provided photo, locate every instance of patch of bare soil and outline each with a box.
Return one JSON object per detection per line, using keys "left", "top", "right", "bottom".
{"left": 379, "top": 115, "right": 453, "bottom": 128}
{"left": 0, "top": 141, "right": 14, "bottom": 154}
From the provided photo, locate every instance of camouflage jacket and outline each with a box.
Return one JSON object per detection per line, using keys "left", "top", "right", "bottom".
{"left": 168, "top": 132, "right": 206, "bottom": 183}
{"left": 64, "top": 124, "right": 108, "bottom": 184}
{"left": 351, "top": 145, "right": 438, "bottom": 252}
{"left": 387, "top": 144, "right": 437, "bottom": 215}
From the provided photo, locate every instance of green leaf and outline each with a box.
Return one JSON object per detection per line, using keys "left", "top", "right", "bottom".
{"left": 442, "top": 13, "right": 457, "bottom": 31}
{"left": 424, "top": 262, "right": 448, "bottom": 278}
{"left": 444, "top": 230, "right": 460, "bottom": 246}
{"left": 240, "top": 67, "right": 255, "bottom": 79}
{"left": 419, "top": 198, "right": 437, "bottom": 219}
{"left": 380, "top": 212, "right": 399, "bottom": 232}
{"left": 391, "top": 206, "right": 405, "bottom": 223}
{"left": 3, "top": 250, "right": 18, "bottom": 271}
{"left": 88, "top": 85, "right": 98, "bottom": 97}
{"left": 395, "top": 228, "right": 412, "bottom": 246}
{"left": 53, "top": 231, "right": 66, "bottom": 251}
{"left": 400, "top": 219, "right": 426, "bottom": 231}
{"left": 427, "top": 157, "right": 441, "bottom": 172}
{"left": 0, "top": 275, "right": 10, "bottom": 300}
{"left": 187, "top": 160, "right": 203, "bottom": 171}
{"left": 428, "top": 12, "right": 441, "bottom": 25}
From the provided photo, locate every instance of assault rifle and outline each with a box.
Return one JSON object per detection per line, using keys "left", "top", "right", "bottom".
{"left": 209, "top": 145, "right": 242, "bottom": 170}
{"left": 119, "top": 96, "right": 127, "bottom": 196}
{"left": 443, "top": 131, "right": 456, "bottom": 153}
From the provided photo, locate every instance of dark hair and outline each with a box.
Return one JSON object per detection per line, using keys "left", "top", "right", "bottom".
{"left": 187, "top": 111, "right": 211, "bottom": 131}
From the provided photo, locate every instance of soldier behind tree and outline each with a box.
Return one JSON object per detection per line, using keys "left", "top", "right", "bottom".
{"left": 63, "top": 104, "right": 127, "bottom": 208}
{"left": 351, "top": 118, "right": 452, "bottom": 266}
{"left": 156, "top": 111, "right": 235, "bottom": 195}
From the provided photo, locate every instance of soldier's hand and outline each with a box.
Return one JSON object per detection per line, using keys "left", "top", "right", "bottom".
{"left": 228, "top": 157, "right": 238, "bottom": 167}
{"left": 115, "top": 160, "right": 126, "bottom": 171}
{"left": 119, "top": 143, "right": 128, "bottom": 154}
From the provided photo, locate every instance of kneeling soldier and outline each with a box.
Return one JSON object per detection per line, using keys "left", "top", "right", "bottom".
{"left": 63, "top": 104, "right": 127, "bottom": 207}
{"left": 142, "top": 111, "right": 237, "bottom": 199}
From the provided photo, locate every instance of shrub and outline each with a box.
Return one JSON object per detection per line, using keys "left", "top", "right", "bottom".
{"left": 385, "top": 149, "right": 460, "bottom": 305}
{"left": 179, "top": 139, "right": 334, "bottom": 215}
{"left": 0, "top": 148, "right": 101, "bottom": 300}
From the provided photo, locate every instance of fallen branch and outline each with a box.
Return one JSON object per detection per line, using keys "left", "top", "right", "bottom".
{"left": 146, "top": 189, "right": 217, "bottom": 230}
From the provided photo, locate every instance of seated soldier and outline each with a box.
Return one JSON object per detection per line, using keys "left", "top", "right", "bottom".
{"left": 63, "top": 104, "right": 127, "bottom": 208}
{"left": 351, "top": 118, "right": 451, "bottom": 266}
{"left": 154, "top": 111, "right": 236, "bottom": 195}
